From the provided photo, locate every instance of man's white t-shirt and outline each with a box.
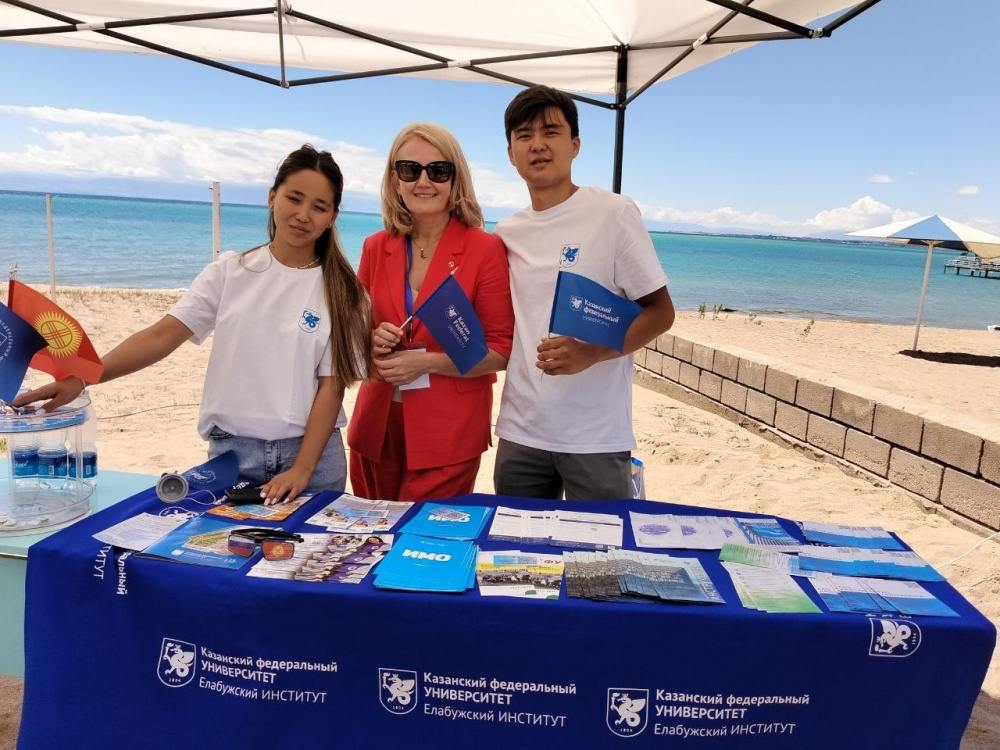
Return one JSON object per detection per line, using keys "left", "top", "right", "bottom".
{"left": 169, "top": 247, "right": 345, "bottom": 441}
{"left": 495, "top": 187, "right": 668, "bottom": 453}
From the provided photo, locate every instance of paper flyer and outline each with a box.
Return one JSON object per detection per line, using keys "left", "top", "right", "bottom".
{"left": 304, "top": 493, "right": 413, "bottom": 533}
{"left": 476, "top": 550, "right": 564, "bottom": 599}
{"left": 564, "top": 549, "right": 724, "bottom": 605}
{"left": 487, "top": 507, "right": 623, "bottom": 549}
{"left": 207, "top": 494, "right": 311, "bottom": 522}
{"left": 629, "top": 512, "right": 749, "bottom": 550}
{"left": 246, "top": 533, "right": 393, "bottom": 583}
{"left": 722, "top": 561, "right": 821, "bottom": 614}
{"left": 92, "top": 512, "right": 189, "bottom": 551}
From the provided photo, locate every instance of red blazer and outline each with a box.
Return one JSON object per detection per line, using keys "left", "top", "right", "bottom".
{"left": 347, "top": 217, "right": 514, "bottom": 469}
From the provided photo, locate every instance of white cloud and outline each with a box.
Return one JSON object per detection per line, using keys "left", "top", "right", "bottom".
{"left": 2, "top": 105, "right": 993, "bottom": 238}
{"left": 0, "top": 104, "right": 527, "bottom": 206}
{"left": 868, "top": 173, "right": 892, "bottom": 184}
{"left": 468, "top": 163, "right": 528, "bottom": 208}
{"left": 0, "top": 104, "right": 387, "bottom": 191}
{"left": 635, "top": 196, "right": 926, "bottom": 236}
{"left": 805, "top": 196, "right": 920, "bottom": 233}
{"left": 636, "top": 202, "right": 797, "bottom": 231}
{"left": 957, "top": 185, "right": 979, "bottom": 196}
{"left": 967, "top": 217, "right": 1000, "bottom": 234}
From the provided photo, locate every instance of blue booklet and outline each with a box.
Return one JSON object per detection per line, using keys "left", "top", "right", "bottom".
{"left": 143, "top": 516, "right": 264, "bottom": 570}
{"left": 399, "top": 503, "right": 493, "bottom": 541}
{"left": 798, "top": 549, "right": 944, "bottom": 582}
{"left": 373, "top": 534, "right": 477, "bottom": 592}
{"left": 800, "top": 521, "right": 904, "bottom": 551}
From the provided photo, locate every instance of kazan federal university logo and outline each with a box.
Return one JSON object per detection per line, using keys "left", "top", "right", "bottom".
{"left": 607, "top": 687, "right": 649, "bottom": 737}
{"left": 157, "top": 638, "right": 197, "bottom": 687}
{"left": 379, "top": 668, "right": 418, "bottom": 714}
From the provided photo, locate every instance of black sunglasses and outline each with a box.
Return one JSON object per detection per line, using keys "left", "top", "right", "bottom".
{"left": 394, "top": 160, "right": 455, "bottom": 183}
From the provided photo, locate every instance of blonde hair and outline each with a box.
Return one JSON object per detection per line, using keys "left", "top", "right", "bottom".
{"left": 380, "top": 123, "right": 484, "bottom": 235}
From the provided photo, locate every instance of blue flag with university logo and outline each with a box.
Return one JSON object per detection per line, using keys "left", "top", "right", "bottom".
{"left": 548, "top": 271, "right": 641, "bottom": 352}
{"left": 414, "top": 274, "right": 489, "bottom": 375}
{"left": 0, "top": 301, "right": 47, "bottom": 402}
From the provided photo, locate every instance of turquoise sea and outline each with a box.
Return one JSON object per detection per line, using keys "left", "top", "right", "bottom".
{"left": 1, "top": 190, "right": 996, "bottom": 328}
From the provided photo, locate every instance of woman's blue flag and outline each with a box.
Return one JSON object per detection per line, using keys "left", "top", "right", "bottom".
{"left": 0, "top": 301, "right": 47, "bottom": 402}
{"left": 413, "top": 275, "right": 489, "bottom": 375}
{"left": 548, "top": 271, "right": 641, "bottom": 352}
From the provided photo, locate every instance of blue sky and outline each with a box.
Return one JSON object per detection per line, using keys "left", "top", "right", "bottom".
{"left": 0, "top": 0, "right": 996, "bottom": 236}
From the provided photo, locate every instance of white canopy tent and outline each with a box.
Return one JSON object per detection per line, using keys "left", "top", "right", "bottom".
{"left": 0, "top": 0, "right": 881, "bottom": 190}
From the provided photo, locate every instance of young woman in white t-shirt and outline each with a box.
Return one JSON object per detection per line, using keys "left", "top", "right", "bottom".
{"left": 14, "top": 145, "right": 371, "bottom": 503}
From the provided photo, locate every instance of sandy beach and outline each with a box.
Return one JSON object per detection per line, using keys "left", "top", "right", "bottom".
{"left": 2, "top": 286, "right": 998, "bottom": 749}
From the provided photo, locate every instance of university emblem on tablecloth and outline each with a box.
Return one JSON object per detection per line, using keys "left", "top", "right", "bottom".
{"left": 607, "top": 687, "right": 649, "bottom": 737}
{"left": 869, "top": 618, "right": 922, "bottom": 657}
{"left": 157, "top": 638, "right": 197, "bottom": 687}
{"left": 379, "top": 668, "right": 418, "bottom": 714}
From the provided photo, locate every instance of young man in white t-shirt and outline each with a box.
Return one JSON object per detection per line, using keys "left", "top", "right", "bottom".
{"left": 494, "top": 85, "right": 675, "bottom": 500}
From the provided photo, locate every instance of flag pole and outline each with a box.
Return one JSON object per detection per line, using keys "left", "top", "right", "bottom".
{"left": 400, "top": 265, "right": 462, "bottom": 330}
{"left": 46, "top": 194, "right": 56, "bottom": 299}
{"left": 7, "top": 263, "right": 16, "bottom": 307}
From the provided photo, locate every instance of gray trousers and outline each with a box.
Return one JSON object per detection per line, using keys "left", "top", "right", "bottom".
{"left": 493, "top": 438, "right": 632, "bottom": 500}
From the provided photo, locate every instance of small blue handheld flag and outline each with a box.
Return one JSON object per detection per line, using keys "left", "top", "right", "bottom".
{"left": 0, "top": 302, "right": 48, "bottom": 402}
{"left": 414, "top": 274, "right": 489, "bottom": 375}
{"left": 548, "top": 271, "right": 641, "bottom": 352}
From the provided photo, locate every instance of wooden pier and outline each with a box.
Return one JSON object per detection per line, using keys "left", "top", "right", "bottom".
{"left": 944, "top": 255, "right": 1000, "bottom": 278}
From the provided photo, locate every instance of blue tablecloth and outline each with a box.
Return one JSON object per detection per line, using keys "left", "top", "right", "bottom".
{"left": 18, "top": 473, "right": 995, "bottom": 749}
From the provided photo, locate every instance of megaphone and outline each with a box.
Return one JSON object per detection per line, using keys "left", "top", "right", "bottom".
{"left": 156, "top": 472, "right": 189, "bottom": 503}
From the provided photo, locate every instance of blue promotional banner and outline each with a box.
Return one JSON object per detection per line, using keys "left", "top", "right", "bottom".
{"left": 414, "top": 274, "right": 489, "bottom": 374}
{"left": 0, "top": 301, "right": 47, "bottom": 401}
{"left": 548, "top": 271, "right": 641, "bottom": 352}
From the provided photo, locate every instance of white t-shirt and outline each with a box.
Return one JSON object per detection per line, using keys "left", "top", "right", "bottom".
{"left": 495, "top": 187, "right": 668, "bottom": 453}
{"left": 169, "top": 248, "right": 345, "bottom": 441}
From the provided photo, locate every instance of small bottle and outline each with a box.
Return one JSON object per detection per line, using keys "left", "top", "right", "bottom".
{"left": 69, "top": 404, "right": 98, "bottom": 482}
{"left": 37, "top": 429, "right": 68, "bottom": 479}
{"left": 11, "top": 433, "right": 39, "bottom": 478}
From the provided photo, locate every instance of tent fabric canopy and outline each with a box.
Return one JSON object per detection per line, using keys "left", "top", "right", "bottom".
{"left": 1, "top": 1, "right": 862, "bottom": 96}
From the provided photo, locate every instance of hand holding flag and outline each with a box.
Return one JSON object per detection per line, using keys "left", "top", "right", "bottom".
{"left": 411, "top": 272, "right": 489, "bottom": 375}
{"left": 548, "top": 271, "right": 641, "bottom": 353}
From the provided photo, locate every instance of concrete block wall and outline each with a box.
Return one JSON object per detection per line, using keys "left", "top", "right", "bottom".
{"left": 636, "top": 334, "right": 1000, "bottom": 531}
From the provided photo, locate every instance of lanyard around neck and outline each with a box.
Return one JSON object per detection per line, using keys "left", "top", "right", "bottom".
{"left": 403, "top": 236, "right": 420, "bottom": 341}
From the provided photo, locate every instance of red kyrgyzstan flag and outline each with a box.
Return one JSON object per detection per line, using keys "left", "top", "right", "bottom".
{"left": 7, "top": 280, "right": 103, "bottom": 384}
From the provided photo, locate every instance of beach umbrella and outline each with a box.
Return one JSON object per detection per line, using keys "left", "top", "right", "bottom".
{"left": 849, "top": 216, "right": 1000, "bottom": 350}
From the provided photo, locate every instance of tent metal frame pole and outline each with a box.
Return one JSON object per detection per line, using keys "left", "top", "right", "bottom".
{"left": 0, "top": 0, "right": 282, "bottom": 84}
{"left": 276, "top": 1, "right": 287, "bottom": 88}
{"left": 0, "top": 1, "right": 273, "bottom": 37}
{"left": 285, "top": 8, "right": 615, "bottom": 108}
{"left": 702, "top": 0, "right": 815, "bottom": 37}
{"left": 611, "top": 45, "right": 628, "bottom": 194}
{"left": 824, "top": 0, "right": 884, "bottom": 34}
{"left": 626, "top": 0, "right": 747, "bottom": 107}
{"left": 630, "top": 31, "right": 799, "bottom": 50}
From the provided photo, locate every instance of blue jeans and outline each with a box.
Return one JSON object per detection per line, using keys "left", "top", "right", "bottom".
{"left": 207, "top": 427, "right": 347, "bottom": 493}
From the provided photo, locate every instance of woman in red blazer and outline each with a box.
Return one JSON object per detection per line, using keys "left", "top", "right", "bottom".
{"left": 347, "top": 123, "right": 514, "bottom": 501}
